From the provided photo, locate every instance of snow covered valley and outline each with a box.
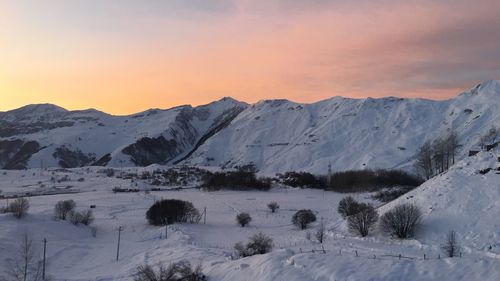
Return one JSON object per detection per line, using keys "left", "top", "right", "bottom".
{"left": 0, "top": 151, "right": 499, "bottom": 280}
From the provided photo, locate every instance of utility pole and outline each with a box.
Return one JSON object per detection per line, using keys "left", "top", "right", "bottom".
{"left": 42, "top": 238, "right": 47, "bottom": 280}
{"left": 116, "top": 226, "right": 122, "bottom": 261}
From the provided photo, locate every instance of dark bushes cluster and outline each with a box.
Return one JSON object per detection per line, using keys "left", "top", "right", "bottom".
{"left": 134, "top": 260, "right": 206, "bottom": 281}
{"left": 202, "top": 165, "right": 271, "bottom": 191}
{"left": 276, "top": 169, "right": 422, "bottom": 193}
{"left": 146, "top": 199, "right": 201, "bottom": 226}
{"left": 234, "top": 232, "right": 273, "bottom": 257}
{"left": 327, "top": 169, "right": 423, "bottom": 193}
{"left": 277, "top": 172, "right": 323, "bottom": 188}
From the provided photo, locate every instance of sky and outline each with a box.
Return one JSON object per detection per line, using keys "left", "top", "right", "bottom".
{"left": 1, "top": 0, "right": 500, "bottom": 115}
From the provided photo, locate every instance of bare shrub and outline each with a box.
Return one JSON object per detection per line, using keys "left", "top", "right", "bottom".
{"left": 337, "top": 196, "right": 361, "bottom": 219}
{"left": 236, "top": 213, "right": 252, "bottom": 227}
{"left": 292, "top": 209, "right": 316, "bottom": 230}
{"left": 54, "top": 199, "right": 76, "bottom": 220}
{"left": 347, "top": 204, "right": 378, "bottom": 237}
{"left": 315, "top": 220, "right": 325, "bottom": 243}
{"left": 80, "top": 210, "right": 94, "bottom": 225}
{"left": 234, "top": 232, "right": 273, "bottom": 257}
{"left": 68, "top": 210, "right": 94, "bottom": 226}
{"left": 134, "top": 260, "right": 206, "bottom": 281}
{"left": 10, "top": 198, "right": 30, "bottom": 219}
{"left": 442, "top": 229, "right": 460, "bottom": 258}
{"left": 267, "top": 201, "right": 280, "bottom": 213}
{"left": 380, "top": 203, "right": 422, "bottom": 239}
{"left": 3, "top": 234, "right": 43, "bottom": 281}
{"left": 69, "top": 210, "right": 83, "bottom": 225}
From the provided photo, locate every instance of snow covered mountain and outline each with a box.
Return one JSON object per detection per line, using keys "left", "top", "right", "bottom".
{"left": 1, "top": 80, "right": 499, "bottom": 173}
{"left": 0, "top": 97, "right": 246, "bottom": 169}
{"left": 182, "top": 80, "right": 500, "bottom": 174}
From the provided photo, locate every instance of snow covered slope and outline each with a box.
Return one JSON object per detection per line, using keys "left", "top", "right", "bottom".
{"left": 182, "top": 80, "right": 500, "bottom": 174}
{"left": 0, "top": 98, "right": 246, "bottom": 169}
{"left": 379, "top": 150, "right": 500, "bottom": 253}
{"left": 1, "top": 80, "right": 499, "bottom": 173}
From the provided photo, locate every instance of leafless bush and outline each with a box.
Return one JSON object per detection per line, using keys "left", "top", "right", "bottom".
{"left": 347, "top": 204, "right": 378, "bottom": 237}
{"left": 54, "top": 199, "right": 76, "bottom": 220}
{"left": 234, "top": 232, "right": 273, "bottom": 257}
{"left": 315, "top": 220, "right": 325, "bottom": 243}
{"left": 292, "top": 209, "right": 316, "bottom": 229}
{"left": 337, "top": 196, "right": 361, "bottom": 219}
{"left": 380, "top": 204, "right": 422, "bottom": 239}
{"left": 69, "top": 210, "right": 94, "bottom": 226}
{"left": 9, "top": 198, "right": 30, "bottom": 219}
{"left": 236, "top": 213, "right": 252, "bottom": 227}
{"left": 442, "top": 229, "right": 460, "bottom": 257}
{"left": 134, "top": 260, "right": 206, "bottom": 281}
{"left": 2, "top": 234, "right": 43, "bottom": 281}
{"left": 267, "top": 202, "right": 280, "bottom": 213}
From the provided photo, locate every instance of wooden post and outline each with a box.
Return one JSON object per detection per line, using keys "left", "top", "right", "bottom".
{"left": 116, "top": 226, "right": 122, "bottom": 261}
{"left": 42, "top": 238, "right": 47, "bottom": 280}
{"left": 204, "top": 207, "right": 207, "bottom": 224}
{"left": 165, "top": 222, "right": 168, "bottom": 239}
{"left": 355, "top": 250, "right": 358, "bottom": 257}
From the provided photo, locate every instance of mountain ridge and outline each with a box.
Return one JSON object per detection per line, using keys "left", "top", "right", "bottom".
{"left": 0, "top": 81, "right": 498, "bottom": 174}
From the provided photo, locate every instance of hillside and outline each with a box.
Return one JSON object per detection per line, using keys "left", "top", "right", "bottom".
{"left": 183, "top": 80, "right": 500, "bottom": 174}
{"left": 0, "top": 98, "right": 246, "bottom": 169}
{"left": 1, "top": 80, "right": 499, "bottom": 174}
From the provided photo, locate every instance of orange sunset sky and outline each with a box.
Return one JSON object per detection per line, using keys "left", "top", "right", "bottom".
{"left": 1, "top": 0, "right": 500, "bottom": 115}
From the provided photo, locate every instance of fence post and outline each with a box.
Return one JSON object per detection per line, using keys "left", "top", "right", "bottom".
{"left": 116, "top": 226, "right": 122, "bottom": 261}
{"left": 398, "top": 254, "right": 401, "bottom": 260}
{"left": 424, "top": 254, "right": 426, "bottom": 260}
{"left": 42, "top": 238, "right": 47, "bottom": 280}
{"left": 339, "top": 249, "right": 342, "bottom": 256}
{"left": 355, "top": 250, "right": 358, "bottom": 257}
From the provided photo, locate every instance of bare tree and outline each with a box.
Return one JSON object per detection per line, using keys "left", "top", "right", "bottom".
{"left": 444, "top": 131, "right": 460, "bottom": 165}
{"left": 337, "top": 196, "right": 361, "bottom": 219}
{"left": 54, "top": 200, "right": 76, "bottom": 220}
{"left": 442, "top": 229, "right": 460, "bottom": 258}
{"left": 3, "top": 234, "right": 42, "bottom": 281}
{"left": 347, "top": 204, "right": 378, "bottom": 237}
{"left": 10, "top": 198, "right": 30, "bottom": 219}
{"left": 414, "top": 141, "right": 434, "bottom": 179}
{"left": 315, "top": 220, "right": 325, "bottom": 243}
{"left": 267, "top": 202, "right": 280, "bottom": 213}
{"left": 380, "top": 204, "right": 422, "bottom": 239}
{"left": 479, "top": 126, "right": 498, "bottom": 149}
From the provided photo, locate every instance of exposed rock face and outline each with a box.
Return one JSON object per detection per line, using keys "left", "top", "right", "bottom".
{"left": 52, "top": 146, "right": 96, "bottom": 168}
{"left": 123, "top": 136, "right": 178, "bottom": 166}
{"left": 0, "top": 139, "right": 41, "bottom": 169}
